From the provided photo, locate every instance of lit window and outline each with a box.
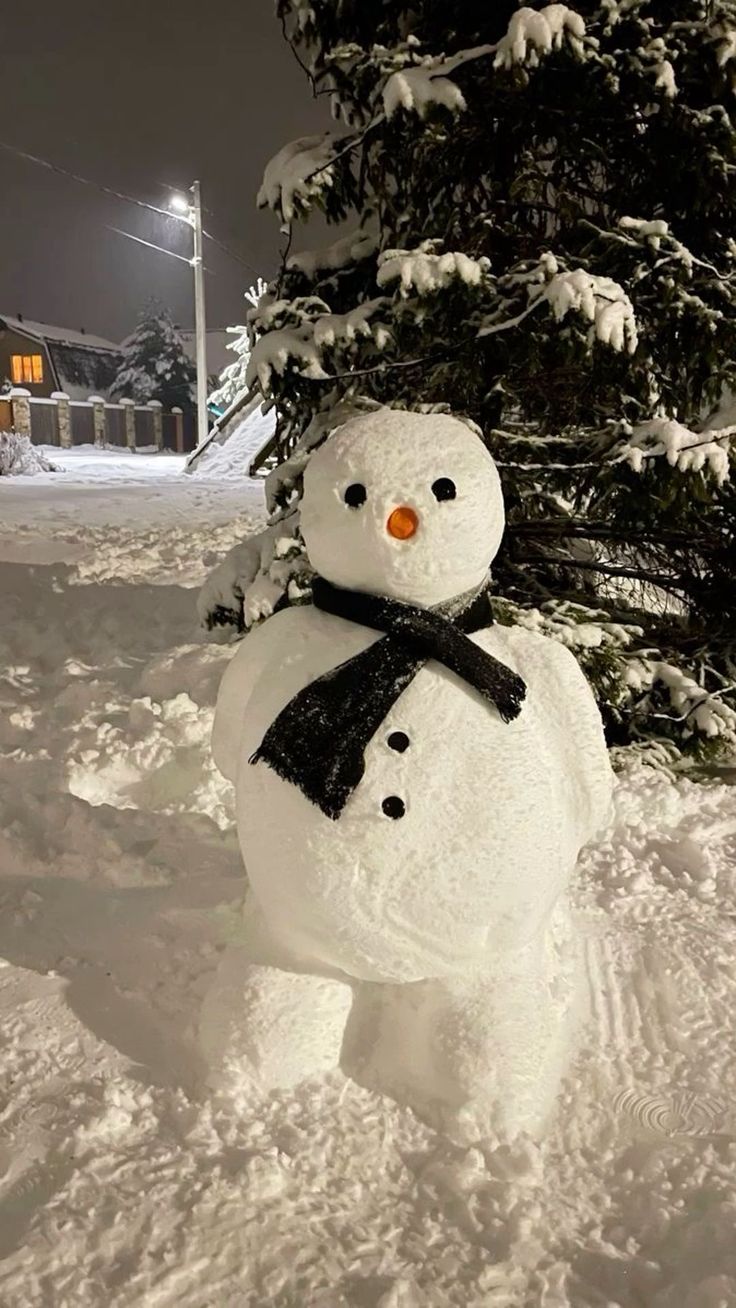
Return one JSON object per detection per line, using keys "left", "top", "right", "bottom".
{"left": 10, "top": 354, "right": 44, "bottom": 385}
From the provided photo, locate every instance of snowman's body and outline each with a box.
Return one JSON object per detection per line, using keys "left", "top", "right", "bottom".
{"left": 204, "top": 411, "right": 613, "bottom": 1136}
{"left": 215, "top": 603, "right": 609, "bottom": 984}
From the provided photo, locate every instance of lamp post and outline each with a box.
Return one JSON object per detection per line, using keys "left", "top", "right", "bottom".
{"left": 170, "top": 183, "right": 208, "bottom": 450}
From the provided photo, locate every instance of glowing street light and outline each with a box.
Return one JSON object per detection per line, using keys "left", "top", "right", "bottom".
{"left": 168, "top": 192, "right": 191, "bottom": 216}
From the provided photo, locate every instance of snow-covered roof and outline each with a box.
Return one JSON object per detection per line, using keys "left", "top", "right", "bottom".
{"left": 0, "top": 315, "right": 120, "bottom": 354}
{"left": 0, "top": 315, "right": 121, "bottom": 400}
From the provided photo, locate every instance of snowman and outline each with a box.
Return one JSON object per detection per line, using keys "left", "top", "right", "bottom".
{"left": 203, "top": 409, "right": 613, "bottom": 1138}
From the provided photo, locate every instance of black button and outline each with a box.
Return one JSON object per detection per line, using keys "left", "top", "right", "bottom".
{"left": 387, "top": 731, "right": 409, "bottom": 753}
{"left": 382, "top": 795, "right": 405, "bottom": 819}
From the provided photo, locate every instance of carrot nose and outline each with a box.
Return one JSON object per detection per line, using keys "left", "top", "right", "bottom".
{"left": 387, "top": 506, "right": 419, "bottom": 540}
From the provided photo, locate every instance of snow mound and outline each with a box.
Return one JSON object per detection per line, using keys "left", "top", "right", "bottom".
{"left": 190, "top": 402, "right": 277, "bottom": 479}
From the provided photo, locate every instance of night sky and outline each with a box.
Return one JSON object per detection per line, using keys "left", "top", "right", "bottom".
{"left": 0, "top": 0, "right": 329, "bottom": 341}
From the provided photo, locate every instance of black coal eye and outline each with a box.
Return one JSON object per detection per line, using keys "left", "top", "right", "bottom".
{"left": 432, "top": 478, "right": 456, "bottom": 502}
{"left": 344, "top": 483, "right": 367, "bottom": 508}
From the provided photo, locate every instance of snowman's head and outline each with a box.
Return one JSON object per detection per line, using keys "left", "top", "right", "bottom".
{"left": 300, "top": 410, "right": 505, "bottom": 606}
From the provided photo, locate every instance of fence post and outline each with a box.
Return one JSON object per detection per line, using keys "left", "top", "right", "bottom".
{"left": 51, "top": 392, "right": 72, "bottom": 448}
{"left": 171, "top": 406, "right": 184, "bottom": 454}
{"left": 89, "top": 395, "right": 106, "bottom": 448}
{"left": 120, "top": 397, "right": 136, "bottom": 451}
{"left": 148, "top": 400, "right": 163, "bottom": 451}
{"left": 9, "top": 388, "right": 32, "bottom": 439}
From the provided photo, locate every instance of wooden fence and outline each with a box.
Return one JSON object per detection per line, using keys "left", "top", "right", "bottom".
{"left": 0, "top": 389, "right": 196, "bottom": 453}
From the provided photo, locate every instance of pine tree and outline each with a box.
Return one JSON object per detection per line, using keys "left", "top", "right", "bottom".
{"left": 216, "top": 1, "right": 736, "bottom": 764}
{"left": 111, "top": 302, "right": 196, "bottom": 411}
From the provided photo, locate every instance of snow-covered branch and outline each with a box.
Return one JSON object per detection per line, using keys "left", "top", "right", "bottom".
{"left": 246, "top": 326, "right": 328, "bottom": 391}
{"left": 494, "top": 5, "right": 586, "bottom": 69}
{"left": 382, "top": 7, "right": 588, "bottom": 120}
{"left": 312, "top": 299, "right": 390, "bottom": 350}
{"left": 377, "top": 243, "right": 490, "bottom": 294}
{"left": 628, "top": 660, "right": 736, "bottom": 742}
{"left": 592, "top": 216, "right": 725, "bottom": 282}
{"left": 617, "top": 420, "right": 733, "bottom": 484}
{"left": 714, "top": 20, "right": 736, "bottom": 68}
{"left": 257, "top": 134, "right": 337, "bottom": 221}
{"left": 545, "top": 266, "right": 638, "bottom": 353}
{"left": 287, "top": 228, "right": 378, "bottom": 278}
{"left": 480, "top": 256, "right": 638, "bottom": 353}
{"left": 382, "top": 61, "right": 468, "bottom": 118}
{"left": 245, "top": 299, "right": 391, "bottom": 393}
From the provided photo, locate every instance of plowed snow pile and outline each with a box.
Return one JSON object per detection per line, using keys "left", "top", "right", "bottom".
{"left": 0, "top": 448, "right": 735, "bottom": 1308}
{"left": 187, "top": 401, "right": 276, "bottom": 479}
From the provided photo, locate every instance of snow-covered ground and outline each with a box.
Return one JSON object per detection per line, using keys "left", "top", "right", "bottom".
{"left": 0, "top": 448, "right": 735, "bottom": 1306}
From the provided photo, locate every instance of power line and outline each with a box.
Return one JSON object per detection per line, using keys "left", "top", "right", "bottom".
{"left": 107, "top": 225, "right": 205, "bottom": 268}
{"left": 0, "top": 138, "right": 189, "bottom": 223}
{"left": 0, "top": 138, "right": 260, "bottom": 278}
{"left": 201, "top": 226, "right": 260, "bottom": 278}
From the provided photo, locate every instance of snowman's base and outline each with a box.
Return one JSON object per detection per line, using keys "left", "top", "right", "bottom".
{"left": 200, "top": 901, "right": 584, "bottom": 1139}
{"left": 198, "top": 945, "right": 353, "bottom": 1107}
{"left": 346, "top": 901, "right": 585, "bottom": 1141}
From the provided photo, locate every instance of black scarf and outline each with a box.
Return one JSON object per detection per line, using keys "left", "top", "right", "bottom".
{"left": 250, "top": 577, "right": 527, "bottom": 820}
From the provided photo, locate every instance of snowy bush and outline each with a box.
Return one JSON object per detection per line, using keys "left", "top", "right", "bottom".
{"left": 0, "top": 431, "right": 60, "bottom": 477}
{"left": 200, "top": 0, "right": 736, "bottom": 765}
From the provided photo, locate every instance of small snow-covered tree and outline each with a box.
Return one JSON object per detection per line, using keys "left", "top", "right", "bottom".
{"left": 208, "top": 279, "right": 269, "bottom": 419}
{"left": 111, "top": 302, "right": 196, "bottom": 410}
{"left": 206, "top": 0, "right": 736, "bottom": 763}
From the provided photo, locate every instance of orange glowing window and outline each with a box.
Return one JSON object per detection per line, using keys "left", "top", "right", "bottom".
{"left": 10, "top": 354, "right": 44, "bottom": 385}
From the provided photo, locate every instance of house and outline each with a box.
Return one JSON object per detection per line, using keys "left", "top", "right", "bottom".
{"left": 0, "top": 315, "right": 121, "bottom": 400}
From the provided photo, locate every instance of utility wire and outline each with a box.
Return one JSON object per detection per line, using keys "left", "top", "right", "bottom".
{"left": 107, "top": 225, "right": 206, "bottom": 268}
{"left": 200, "top": 227, "right": 260, "bottom": 278}
{"left": 0, "top": 138, "right": 189, "bottom": 223}
{"left": 0, "top": 138, "right": 260, "bottom": 278}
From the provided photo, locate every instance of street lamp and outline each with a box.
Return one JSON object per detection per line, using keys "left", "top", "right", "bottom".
{"left": 170, "top": 183, "right": 208, "bottom": 450}
{"left": 169, "top": 192, "right": 190, "bottom": 215}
